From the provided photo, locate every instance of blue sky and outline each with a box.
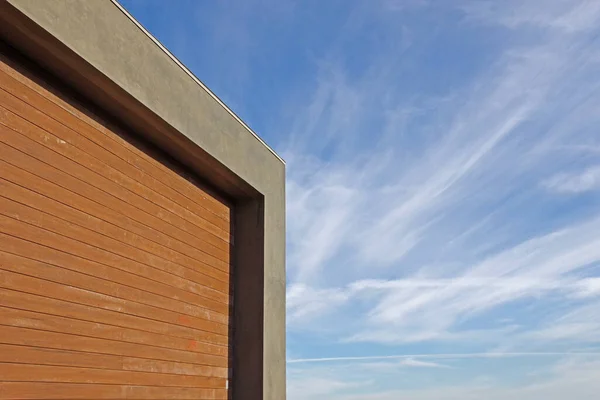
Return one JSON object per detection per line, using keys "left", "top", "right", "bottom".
{"left": 121, "top": 1, "right": 600, "bottom": 398}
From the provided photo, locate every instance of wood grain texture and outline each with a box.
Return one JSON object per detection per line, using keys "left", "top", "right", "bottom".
{"left": 0, "top": 54, "right": 232, "bottom": 398}
{"left": 0, "top": 382, "right": 227, "bottom": 399}
{"left": 0, "top": 325, "right": 227, "bottom": 368}
{"left": 0, "top": 289, "right": 229, "bottom": 348}
{"left": 0, "top": 363, "right": 225, "bottom": 387}
{"left": 0, "top": 343, "right": 228, "bottom": 378}
{"left": 0, "top": 100, "right": 229, "bottom": 242}
{"left": 0, "top": 212, "right": 229, "bottom": 309}
{"left": 0, "top": 193, "right": 229, "bottom": 294}
{"left": 0, "top": 247, "right": 229, "bottom": 324}
{"left": 0, "top": 172, "right": 229, "bottom": 283}
{"left": 0, "top": 232, "right": 230, "bottom": 316}
{"left": 0, "top": 130, "right": 230, "bottom": 268}
{"left": 0, "top": 60, "right": 230, "bottom": 224}
{"left": 0, "top": 107, "right": 230, "bottom": 254}
{"left": 0, "top": 160, "right": 230, "bottom": 275}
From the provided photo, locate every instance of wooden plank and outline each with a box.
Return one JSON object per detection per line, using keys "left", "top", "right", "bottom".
{"left": 0, "top": 249, "right": 229, "bottom": 326}
{"left": 0, "top": 362, "right": 226, "bottom": 388}
{"left": 0, "top": 124, "right": 230, "bottom": 264}
{"left": 0, "top": 286, "right": 229, "bottom": 348}
{"left": 0, "top": 343, "right": 121, "bottom": 370}
{"left": 0, "top": 104, "right": 230, "bottom": 243}
{"left": 0, "top": 171, "right": 228, "bottom": 283}
{"left": 0, "top": 281, "right": 227, "bottom": 346}
{"left": 0, "top": 194, "right": 229, "bottom": 293}
{"left": 0, "top": 141, "right": 229, "bottom": 271}
{"left": 0, "top": 344, "right": 228, "bottom": 378}
{"left": 0, "top": 63, "right": 230, "bottom": 223}
{"left": 0, "top": 162, "right": 230, "bottom": 275}
{"left": 0, "top": 245, "right": 227, "bottom": 337}
{"left": 0, "top": 325, "right": 228, "bottom": 368}
{"left": 0, "top": 382, "right": 227, "bottom": 399}
{"left": 0, "top": 48, "right": 233, "bottom": 400}
{"left": 0, "top": 211, "right": 229, "bottom": 308}
{"left": 121, "top": 357, "right": 229, "bottom": 379}
{"left": 0, "top": 232, "right": 230, "bottom": 316}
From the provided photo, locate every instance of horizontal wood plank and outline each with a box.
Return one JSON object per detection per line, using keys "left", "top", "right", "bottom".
{"left": 0, "top": 128, "right": 230, "bottom": 265}
{"left": 0, "top": 105, "right": 230, "bottom": 245}
{"left": 0, "top": 45, "right": 232, "bottom": 399}
{"left": 0, "top": 62, "right": 231, "bottom": 224}
{"left": 0, "top": 213, "right": 230, "bottom": 307}
{"left": 0, "top": 288, "right": 229, "bottom": 348}
{"left": 0, "top": 382, "right": 227, "bottom": 399}
{"left": 0, "top": 343, "right": 119, "bottom": 371}
{"left": 0, "top": 363, "right": 225, "bottom": 388}
{"left": 0, "top": 249, "right": 229, "bottom": 325}
{"left": 0, "top": 100, "right": 230, "bottom": 244}
{"left": 0, "top": 193, "right": 229, "bottom": 293}
{"left": 0, "top": 325, "right": 228, "bottom": 368}
{"left": 0, "top": 232, "right": 229, "bottom": 316}
{"left": 0, "top": 162, "right": 230, "bottom": 275}
{"left": 0, "top": 175, "right": 228, "bottom": 283}
{"left": 0, "top": 344, "right": 228, "bottom": 378}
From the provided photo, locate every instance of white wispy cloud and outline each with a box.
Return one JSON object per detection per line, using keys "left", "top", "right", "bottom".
{"left": 285, "top": 0, "right": 600, "bottom": 352}
{"left": 286, "top": 283, "right": 350, "bottom": 328}
{"left": 346, "top": 216, "right": 600, "bottom": 345}
{"left": 288, "top": 351, "right": 600, "bottom": 364}
{"left": 289, "top": 355, "right": 600, "bottom": 400}
{"left": 543, "top": 166, "right": 600, "bottom": 193}
{"left": 573, "top": 278, "right": 600, "bottom": 298}
{"left": 397, "top": 358, "right": 449, "bottom": 368}
{"left": 328, "top": 358, "right": 600, "bottom": 400}
{"left": 288, "top": 376, "right": 369, "bottom": 400}
{"left": 461, "top": 0, "right": 600, "bottom": 33}
{"left": 271, "top": 0, "right": 600, "bottom": 398}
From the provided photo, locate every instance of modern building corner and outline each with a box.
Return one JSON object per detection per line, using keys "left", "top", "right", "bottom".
{"left": 0, "top": 0, "right": 286, "bottom": 398}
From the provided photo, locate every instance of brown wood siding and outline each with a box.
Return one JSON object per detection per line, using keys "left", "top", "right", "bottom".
{"left": 0, "top": 51, "right": 232, "bottom": 399}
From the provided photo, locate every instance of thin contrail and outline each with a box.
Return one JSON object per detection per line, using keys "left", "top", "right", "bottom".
{"left": 287, "top": 351, "right": 600, "bottom": 364}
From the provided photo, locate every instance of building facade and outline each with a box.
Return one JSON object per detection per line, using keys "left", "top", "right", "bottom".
{"left": 0, "top": 1, "right": 286, "bottom": 399}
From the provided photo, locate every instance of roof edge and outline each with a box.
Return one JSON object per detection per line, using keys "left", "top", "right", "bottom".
{"left": 110, "top": 0, "right": 285, "bottom": 165}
